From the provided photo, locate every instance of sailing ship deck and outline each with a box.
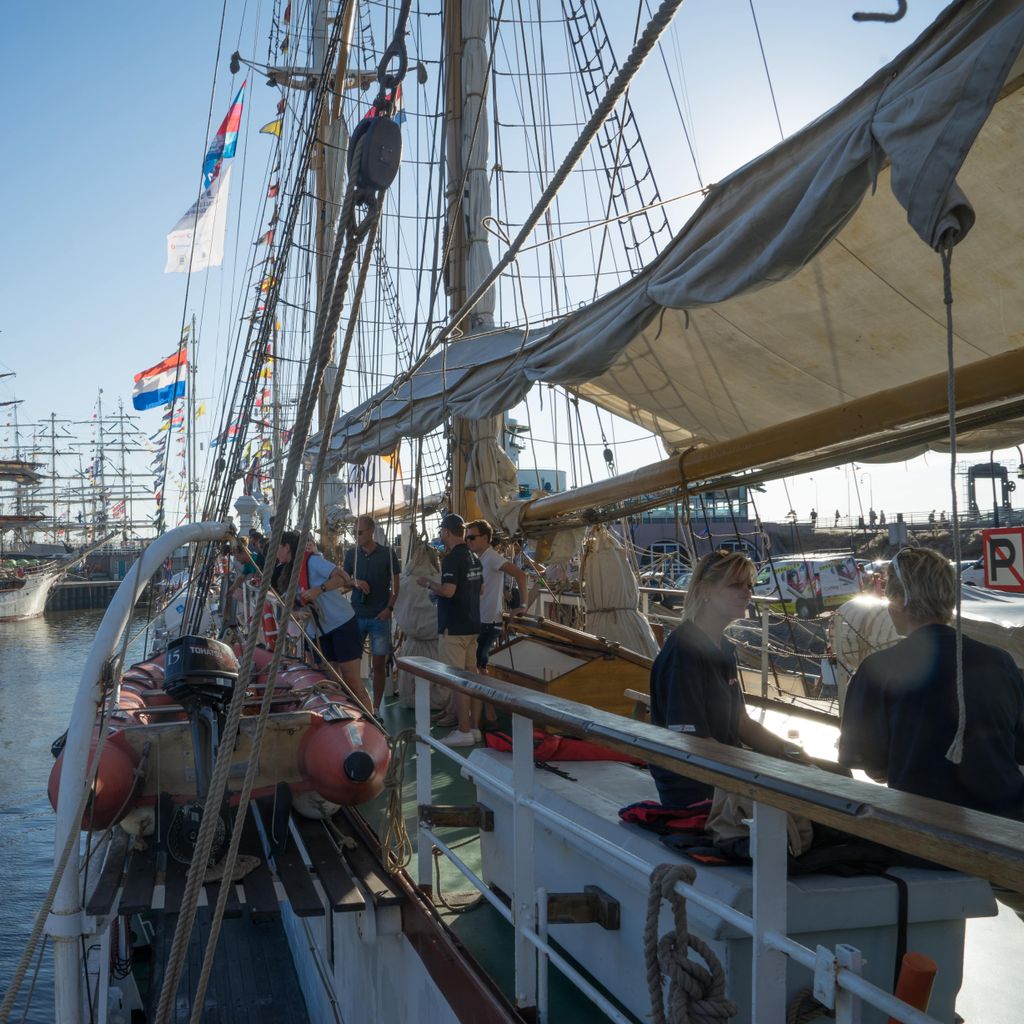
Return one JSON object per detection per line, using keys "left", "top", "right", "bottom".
{"left": 81, "top": 696, "right": 1024, "bottom": 1023}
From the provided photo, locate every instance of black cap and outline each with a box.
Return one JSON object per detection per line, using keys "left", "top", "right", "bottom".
{"left": 439, "top": 513, "right": 465, "bottom": 532}
{"left": 343, "top": 750, "right": 375, "bottom": 783}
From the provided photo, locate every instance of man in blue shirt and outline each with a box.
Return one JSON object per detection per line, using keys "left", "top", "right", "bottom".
{"left": 344, "top": 515, "right": 401, "bottom": 714}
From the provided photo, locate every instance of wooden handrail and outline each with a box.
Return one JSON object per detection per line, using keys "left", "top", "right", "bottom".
{"left": 398, "top": 655, "right": 1024, "bottom": 892}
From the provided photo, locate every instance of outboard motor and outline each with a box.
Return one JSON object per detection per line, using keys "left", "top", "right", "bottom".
{"left": 163, "top": 635, "right": 239, "bottom": 865}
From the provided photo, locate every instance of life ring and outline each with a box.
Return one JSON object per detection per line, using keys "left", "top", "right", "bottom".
{"left": 261, "top": 600, "right": 279, "bottom": 650}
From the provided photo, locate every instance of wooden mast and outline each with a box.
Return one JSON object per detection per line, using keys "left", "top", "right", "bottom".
{"left": 443, "top": 0, "right": 497, "bottom": 522}
{"left": 519, "top": 348, "right": 1024, "bottom": 526}
{"left": 312, "top": 0, "right": 357, "bottom": 552}
{"left": 443, "top": 0, "right": 476, "bottom": 520}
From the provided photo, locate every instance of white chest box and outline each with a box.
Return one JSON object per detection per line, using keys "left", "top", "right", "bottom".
{"left": 467, "top": 750, "right": 996, "bottom": 1024}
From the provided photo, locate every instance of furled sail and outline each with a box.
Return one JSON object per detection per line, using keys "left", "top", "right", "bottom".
{"left": 307, "top": 2, "right": 1024, "bottom": 471}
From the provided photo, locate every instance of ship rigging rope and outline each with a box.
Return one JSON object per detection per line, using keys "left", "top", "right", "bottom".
{"left": 177, "top": 174, "right": 381, "bottom": 1024}
{"left": 153, "top": 33, "right": 357, "bottom": 1024}
{"left": 158, "top": 7, "right": 416, "bottom": 1018}
{"left": 154, "top": 0, "right": 230, "bottom": 536}
{"left": 362, "top": 0, "right": 687, "bottom": 422}
{"left": 941, "top": 235, "right": 966, "bottom": 765}
{"left": 747, "top": 0, "right": 784, "bottom": 141}
{"left": 379, "top": 727, "right": 416, "bottom": 870}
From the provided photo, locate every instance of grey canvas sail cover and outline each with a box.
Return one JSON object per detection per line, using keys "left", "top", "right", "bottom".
{"left": 307, "top": 1, "right": 1024, "bottom": 471}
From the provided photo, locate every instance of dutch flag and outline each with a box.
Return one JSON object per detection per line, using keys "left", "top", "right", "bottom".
{"left": 132, "top": 348, "right": 187, "bottom": 411}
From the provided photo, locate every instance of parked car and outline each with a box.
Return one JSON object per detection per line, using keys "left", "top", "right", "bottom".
{"left": 961, "top": 557, "right": 986, "bottom": 587}
{"left": 640, "top": 571, "right": 688, "bottom": 610}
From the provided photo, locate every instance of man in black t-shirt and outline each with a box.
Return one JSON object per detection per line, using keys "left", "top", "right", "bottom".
{"left": 417, "top": 513, "right": 482, "bottom": 746}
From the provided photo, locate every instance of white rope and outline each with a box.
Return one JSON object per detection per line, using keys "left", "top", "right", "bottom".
{"left": 940, "top": 238, "right": 966, "bottom": 765}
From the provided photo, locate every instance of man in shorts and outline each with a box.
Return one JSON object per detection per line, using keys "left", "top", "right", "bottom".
{"left": 344, "top": 515, "right": 401, "bottom": 714}
{"left": 417, "top": 513, "right": 482, "bottom": 746}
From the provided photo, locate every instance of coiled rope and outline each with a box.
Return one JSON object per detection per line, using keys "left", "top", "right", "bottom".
{"left": 378, "top": 727, "right": 416, "bottom": 871}
{"left": 644, "top": 864, "right": 737, "bottom": 1024}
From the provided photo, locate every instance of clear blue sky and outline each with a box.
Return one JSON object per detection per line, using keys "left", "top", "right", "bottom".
{"left": 4, "top": 1, "right": 1012, "bottom": 527}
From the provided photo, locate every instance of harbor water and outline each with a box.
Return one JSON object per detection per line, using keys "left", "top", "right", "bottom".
{"left": 0, "top": 609, "right": 149, "bottom": 1023}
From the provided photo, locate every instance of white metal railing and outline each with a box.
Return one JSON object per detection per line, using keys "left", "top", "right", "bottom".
{"left": 404, "top": 659, "right": 1018, "bottom": 1024}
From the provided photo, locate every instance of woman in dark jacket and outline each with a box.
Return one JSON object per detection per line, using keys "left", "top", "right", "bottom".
{"left": 649, "top": 550, "right": 794, "bottom": 807}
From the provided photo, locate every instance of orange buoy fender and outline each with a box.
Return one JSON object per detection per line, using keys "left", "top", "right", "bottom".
{"left": 298, "top": 715, "right": 390, "bottom": 806}
{"left": 48, "top": 731, "right": 141, "bottom": 831}
{"left": 261, "top": 601, "right": 279, "bottom": 651}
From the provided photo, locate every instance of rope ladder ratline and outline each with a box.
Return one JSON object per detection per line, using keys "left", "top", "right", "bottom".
{"left": 152, "top": 27, "right": 356, "bottom": 1024}
{"left": 353, "top": 0, "right": 688, "bottom": 431}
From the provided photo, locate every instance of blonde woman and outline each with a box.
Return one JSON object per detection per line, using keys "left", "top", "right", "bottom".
{"left": 839, "top": 547, "right": 1024, "bottom": 820}
{"left": 649, "top": 550, "right": 794, "bottom": 808}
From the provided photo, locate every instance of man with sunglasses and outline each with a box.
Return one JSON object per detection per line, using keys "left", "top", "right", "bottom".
{"left": 417, "top": 513, "right": 483, "bottom": 745}
{"left": 343, "top": 515, "right": 401, "bottom": 714}
{"left": 839, "top": 547, "right": 1024, "bottom": 822}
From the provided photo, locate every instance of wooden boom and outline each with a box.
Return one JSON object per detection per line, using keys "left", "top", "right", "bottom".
{"left": 520, "top": 348, "right": 1024, "bottom": 525}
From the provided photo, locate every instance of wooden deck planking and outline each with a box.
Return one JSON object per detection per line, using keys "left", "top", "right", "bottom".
{"left": 254, "top": 798, "right": 324, "bottom": 917}
{"left": 293, "top": 815, "right": 367, "bottom": 913}
{"left": 331, "top": 810, "right": 404, "bottom": 907}
{"left": 84, "top": 829, "right": 130, "bottom": 917}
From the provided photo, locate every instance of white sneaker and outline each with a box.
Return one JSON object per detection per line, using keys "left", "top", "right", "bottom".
{"left": 441, "top": 728, "right": 479, "bottom": 747}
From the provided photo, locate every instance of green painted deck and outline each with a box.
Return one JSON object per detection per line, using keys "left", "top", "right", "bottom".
{"left": 370, "top": 700, "right": 635, "bottom": 1023}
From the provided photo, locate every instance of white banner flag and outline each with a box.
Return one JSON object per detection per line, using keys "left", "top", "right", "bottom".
{"left": 164, "top": 164, "right": 232, "bottom": 273}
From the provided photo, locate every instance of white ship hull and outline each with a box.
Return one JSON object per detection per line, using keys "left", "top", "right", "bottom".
{"left": 0, "top": 567, "right": 62, "bottom": 621}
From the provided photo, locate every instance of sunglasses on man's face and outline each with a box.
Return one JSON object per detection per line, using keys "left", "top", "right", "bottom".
{"left": 466, "top": 533, "right": 479, "bottom": 541}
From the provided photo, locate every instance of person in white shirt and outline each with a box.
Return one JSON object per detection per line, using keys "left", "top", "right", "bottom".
{"left": 465, "top": 519, "right": 529, "bottom": 671}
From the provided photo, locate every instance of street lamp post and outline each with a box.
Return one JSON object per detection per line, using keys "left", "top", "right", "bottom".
{"left": 861, "top": 473, "right": 873, "bottom": 511}
{"left": 990, "top": 450, "right": 1000, "bottom": 528}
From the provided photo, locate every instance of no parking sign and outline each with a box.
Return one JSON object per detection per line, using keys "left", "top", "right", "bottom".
{"left": 982, "top": 527, "right": 1024, "bottom": 592}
